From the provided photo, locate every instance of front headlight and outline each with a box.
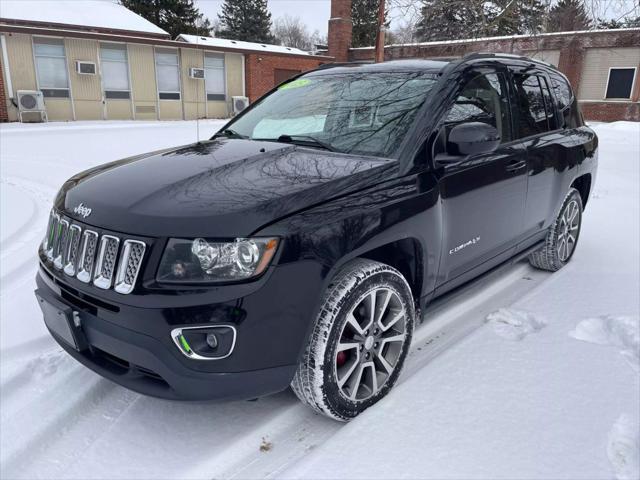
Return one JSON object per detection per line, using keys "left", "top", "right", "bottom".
{"left": 157, "top": 237, "right": 279, "bottom": 283}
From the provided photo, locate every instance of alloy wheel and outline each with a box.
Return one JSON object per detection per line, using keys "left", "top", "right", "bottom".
{"left": 334, "top": 287, "right": 408, "bottom": 402}
{"left": 557, "top": 199, "right": 580, "bottom": 262}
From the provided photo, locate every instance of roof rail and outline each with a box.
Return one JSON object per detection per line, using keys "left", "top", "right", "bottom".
{"left": 461, "top": 51, "right": 557, "bottom": 69}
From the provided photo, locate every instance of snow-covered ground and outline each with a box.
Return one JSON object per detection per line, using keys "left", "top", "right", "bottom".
{"left": 1, "top": 120, "right": 638, "bottom": 480}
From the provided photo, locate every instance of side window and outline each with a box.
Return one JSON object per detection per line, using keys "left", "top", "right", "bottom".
{"left": 154, "top": 48, "right": 181, "bottom": 100}
{"left": 549, "top": 72, "right": 573, "bottom": 128}
{"left": 33, "top": 37, "right": 70, "bottom": 98}
{"left": 445, "top": 72, "right": 512, "bottom": 143}
{"left": 204, "top": 53, "right": 225, "bottom": 101}
{"left": 100, "top": 43, "right": 131, "bottom": 99}
{"left": 513, "top": 74, "right": 550, "bottom": 137}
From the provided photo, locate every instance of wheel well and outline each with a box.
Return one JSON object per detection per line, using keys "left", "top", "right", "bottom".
{"left": 571, "top": 174, "right": 592, "bottom": 209}
{"left": 359, "top": 238, "right": 423, "bottom": 302}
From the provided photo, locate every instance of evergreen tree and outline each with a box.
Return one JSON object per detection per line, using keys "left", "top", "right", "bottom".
{"left": 120, "top": 0, "right": 211, "bottom": 39}
{"left": 597, "top": 15, "right": 640, "bottom": 30}
{"left": 416, "top": 0, "right": 548, "bottom": 41}
{"left": 547, "top": 0, "right": 593, "bottom": 32}
{"left": 351, "top": 0, "right": 390, "bottom": 48}
{"left": 217, "top": 0, "right": 275, "bottom": 43}
{"left": 416, "top": 0, "right": 485, "bottom": 41}
{"left": 487, "top": 0, "right": 547, "bottom": 36}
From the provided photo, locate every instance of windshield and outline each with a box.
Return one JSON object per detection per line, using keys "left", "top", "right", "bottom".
{"left": 225, "top": 71, "right": 439, "bottom": 158}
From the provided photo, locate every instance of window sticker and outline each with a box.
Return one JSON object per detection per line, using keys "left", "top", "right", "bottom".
{"left": 278, "top": 78, "right": 312, "bottom": 90}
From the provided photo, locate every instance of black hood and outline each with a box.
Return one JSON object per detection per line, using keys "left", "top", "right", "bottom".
{"left": 58, "top": 138, "right": 396, "bottom": 237}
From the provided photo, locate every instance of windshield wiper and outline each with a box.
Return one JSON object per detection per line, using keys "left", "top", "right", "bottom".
{"left": 276, "top": 134, "right": 337, "bottom": 152}
{"left": 212, "top": 128, "right": 248, "bottom": 139}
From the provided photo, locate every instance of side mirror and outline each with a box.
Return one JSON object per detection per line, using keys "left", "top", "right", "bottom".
{"left": 447, "top": 122, "right": 500, "bottom": 156}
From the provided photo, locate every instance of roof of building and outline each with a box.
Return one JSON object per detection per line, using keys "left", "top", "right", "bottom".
{"left": 351, "top": 27, "right": 640, "bottom": 50}
{"left": 177, "top": 34, "right": 312, "bottom": 56}
{"left": 0, "top": 0, "right": 169, "bottom": 36}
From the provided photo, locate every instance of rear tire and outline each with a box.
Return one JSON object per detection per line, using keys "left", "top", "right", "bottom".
{"left": 529, "top": 188, "right": 583, "bottom": 272}
{"left": 291, "top": 259, "right": 415, "bottom": 421}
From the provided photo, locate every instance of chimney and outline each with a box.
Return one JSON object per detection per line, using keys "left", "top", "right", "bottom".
{"left": 328, "top": 0, "right": 352, "bottom": 62}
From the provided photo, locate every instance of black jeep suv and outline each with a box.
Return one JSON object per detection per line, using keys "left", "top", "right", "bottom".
{"left": 36, "top": 54, "right": 597, "bottom": 421}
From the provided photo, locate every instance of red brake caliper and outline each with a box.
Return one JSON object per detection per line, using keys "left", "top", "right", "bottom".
{"left": 336, "top": 351, "right": 348, "bottom": 368}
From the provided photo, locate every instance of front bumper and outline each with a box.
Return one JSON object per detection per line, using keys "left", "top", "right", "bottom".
{"left": 35, "top": 258, "right": 324, "bottom": 401}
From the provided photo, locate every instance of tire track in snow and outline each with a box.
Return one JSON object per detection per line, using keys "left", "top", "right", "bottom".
{"left": 1, "top": 259, "right": 549, "bottom": 480}
{"left": 1, "top": 369, "right": 125, "bottom": 479}
{"left": 0, "top": 176, "right": 54, "bottom": 294}
{"left": 211, "top": 261, "right": 549, "bottom": 480}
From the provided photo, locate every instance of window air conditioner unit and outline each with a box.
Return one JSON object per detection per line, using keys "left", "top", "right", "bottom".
{"left": 16, "top": 90, "right": 47, "bottom": 122}
{"left": 76, "top": 61, "right": 97, "bottom": 75}
{"left": 232, "top": 96, "right": 249, "bottom": 115}
{"left": 189, "top": 67, "right": 205, "bottom": 79}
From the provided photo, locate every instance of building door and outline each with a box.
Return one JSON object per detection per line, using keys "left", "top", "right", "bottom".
{"left": 274, "top": 69, "right": 301, "bottom": 86}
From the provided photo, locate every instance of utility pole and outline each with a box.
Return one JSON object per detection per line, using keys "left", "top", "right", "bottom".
{"left": 374, "top": 0, "right": 386, "bottom": 63}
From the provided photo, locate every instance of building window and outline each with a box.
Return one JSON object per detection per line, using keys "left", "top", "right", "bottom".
{"left": 100, "top": 43, "right": 130, "bottom": 99}
{"left": 204, "top": 53, "right": 225, "bottom": 101}
{"left": 605, "top": 68, "right": 636, "bottom": 99}
{"left": 155, "top": 48, "right": 181, "bottom": 100}
{"left": 33, "top": 37, "right": 69, "bottom": 98}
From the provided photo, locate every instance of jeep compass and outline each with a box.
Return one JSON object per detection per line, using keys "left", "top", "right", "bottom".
{"left": 36, "top": 54, "right": 597, "bottom": 421}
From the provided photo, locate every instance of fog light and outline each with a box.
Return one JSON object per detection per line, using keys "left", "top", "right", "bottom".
{"left": 171, "top": 325, "right": 237, "bottom": 360}
{"left": 205, "top": 333, "right": 218, "bottom": 349}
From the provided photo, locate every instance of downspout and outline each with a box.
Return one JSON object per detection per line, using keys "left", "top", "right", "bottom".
{"left": 0, "top": 34, "right": 16, "bottom": 107}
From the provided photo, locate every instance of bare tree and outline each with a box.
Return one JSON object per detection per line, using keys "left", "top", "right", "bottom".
{"left": 272, "top": 15, "right": 313, "bottom": 50}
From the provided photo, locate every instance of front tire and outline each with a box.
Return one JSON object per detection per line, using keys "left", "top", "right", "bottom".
{"left": 529, "top": 188, "right": 583, "bottom": 272}
{"left": 291, "top": 259, "right": 415, "bottom": 421}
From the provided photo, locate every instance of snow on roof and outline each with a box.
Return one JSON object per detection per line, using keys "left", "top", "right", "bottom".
{"left": 178, "top": 34, "right": 312, "bottom": 56}
{"left": 0, "top": 0, "right": 168, "bottom": 36}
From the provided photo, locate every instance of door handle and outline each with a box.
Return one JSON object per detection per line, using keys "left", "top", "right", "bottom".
{"left": 506, "top": 159, "right": 526, "bottom": 172}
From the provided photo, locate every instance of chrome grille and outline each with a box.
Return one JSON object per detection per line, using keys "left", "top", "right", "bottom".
{"left": 43, "top": 211, "right": 56, "bottom": 251}
{"left": 45, "top": 214, "right": 60, "bottom": 261}
{"left": 93, "top": 235, "right": 120, "bottom": 289}
{"left": 52, "top": 219, "right": 69, "bottom": 270}
{"left": 77, "top": 230, "right": 98, "bottom": 283}
{"left": 114, "top": 240, "right": 146, "bottom": 294}
{"left": 42, "top": 210, "right": 146, "bottom": 294}
{"left": 63, "top": 225, "right": 82, "bottom": 276}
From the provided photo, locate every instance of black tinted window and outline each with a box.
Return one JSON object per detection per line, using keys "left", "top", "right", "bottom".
{"left": 606, "top": 68, "right": 636, "bottom": 99}
{"left": 445, "top": 72, "right": 512, "bottom": 143}
{"left": 513, "top": 74, "right": 549, "bottom": 137}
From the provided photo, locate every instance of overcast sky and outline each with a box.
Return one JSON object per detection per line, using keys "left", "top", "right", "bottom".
{"left": 195, "top": 1, "right": 331, "bottom": 36}
{"left": 195, "top": 0, "right": 638, "bottom": 38}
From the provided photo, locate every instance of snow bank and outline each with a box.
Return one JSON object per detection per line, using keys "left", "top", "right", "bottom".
{"left": 607, "top": 414, "right": 640, "bottom": 480}
{"left": 486, "top": 308, "right": 547, "bottom": 340}
{"left": 570, "top": 315, "right": 640, "bottom": 372}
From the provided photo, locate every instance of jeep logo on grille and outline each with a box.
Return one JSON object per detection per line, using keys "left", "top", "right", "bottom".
{"left": 73, "top": 203, "right": 92, "bottom": 219}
